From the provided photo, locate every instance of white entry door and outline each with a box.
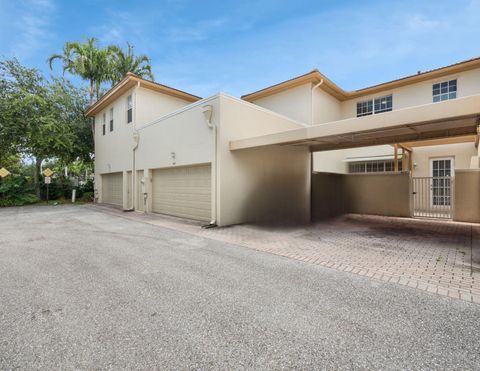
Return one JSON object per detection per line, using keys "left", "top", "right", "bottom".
{"left": 430, "top": 157, "right": 454, "bottom": 207}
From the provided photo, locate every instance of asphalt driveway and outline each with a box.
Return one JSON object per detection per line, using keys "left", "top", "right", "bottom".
{"left": 1, "top": 205, "right": 480, "bottom": 369}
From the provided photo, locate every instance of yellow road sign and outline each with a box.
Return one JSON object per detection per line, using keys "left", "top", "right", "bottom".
{"left": 43, "top": 168, "right": 54, "bottom": 177}
{"left": 0, "top": 167, "right": 11, "bottom": 178}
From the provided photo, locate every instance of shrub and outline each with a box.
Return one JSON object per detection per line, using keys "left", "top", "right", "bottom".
{"left": 0, "top": 193, "right": 39, "bottom": 207}
{"left": 0, "top": 175, "right": 39, "bottom": 207}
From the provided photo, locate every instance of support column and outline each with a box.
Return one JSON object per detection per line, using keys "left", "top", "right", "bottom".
{"left": 470, "top": 124, "right": 480, "bottom": 169}
{"left": 122, "top": 170, "right": 130, "bottom": 210}
{"left": 144, "top": 169, "right": 153, "bottom": 213}
{"left": 394, "top": 144, "right": 399, "bottom": 172}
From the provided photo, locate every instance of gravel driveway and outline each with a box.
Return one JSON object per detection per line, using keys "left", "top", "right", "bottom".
{"left": 1, "top": 205, "right": 479, "bottom": 370}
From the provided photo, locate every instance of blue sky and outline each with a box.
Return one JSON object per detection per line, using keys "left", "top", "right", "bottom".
{"left": 0, "top": 0, "right": 479, "bottom": 98}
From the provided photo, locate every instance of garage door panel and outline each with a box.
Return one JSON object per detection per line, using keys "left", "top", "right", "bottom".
{"left": 102, "top": 172, "right": 123, "bottom": 206}
{"left": 152, "top": 164, "right": 211, "bottom": 221}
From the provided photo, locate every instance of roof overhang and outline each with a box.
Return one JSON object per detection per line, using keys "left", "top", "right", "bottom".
{"left": 241, "top": 70, "right": 348, "bottom": 101}
{"left": 241, "top": 57, "right": 480, "bottom": 103}
{"left": 230, "top": 94, "right": 480, "bottom": 152}
{"left": 85, "top": 72, "right": 202, "bottom": 117}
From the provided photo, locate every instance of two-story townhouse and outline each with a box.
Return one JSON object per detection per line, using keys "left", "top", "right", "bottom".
{"left": 87, "top": 73, "right": 311, "bottom": 226}
{"left": 238, "top": 57, "right": 480, "bottom": 222}
{"left": 89, "top": 58, "right": 480, "bottom": 226}
{"left": 242, "top": 59, "right": 480, "bottom": 179}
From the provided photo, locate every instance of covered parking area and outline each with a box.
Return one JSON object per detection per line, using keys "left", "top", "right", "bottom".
{"left": 230, "top": 94, "right": 480, "bottom": 223}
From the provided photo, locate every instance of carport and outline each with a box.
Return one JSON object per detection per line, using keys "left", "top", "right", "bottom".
{"left": 230, "top": 94, "right": 480, "bottom": 223}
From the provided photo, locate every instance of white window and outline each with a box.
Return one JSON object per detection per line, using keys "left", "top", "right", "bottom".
{"left": 356, "top": 100, "right": 373, "bottom": 117}
{"left": 109, "top": 107, "right": 114, "bottom": 132}
{"left": 433, "top": 79, "right": 456, "bottom": 102}
{"left": 357, "top": 94, "right": 392, "bottom": 117}
{"left": 102, "top": 112, "right": 106, "bottom": 135}
{"left": 349, "top": 160, "right": 402, "bottom": 173}
{"left": 127, "top": 95, "right": 133, "bottom": 123}
{"left": 374, "top": 94, "right": 392, "bottom": 113}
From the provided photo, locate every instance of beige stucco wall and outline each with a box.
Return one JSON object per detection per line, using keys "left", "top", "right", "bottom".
{"left": 340, "top": 68, "right": 480, "bottom": 119}
{"left": 454, "top": 169, "right": 480, "bottom": 223}
{"left": 311, "top": 172, "right": 345, "bottom": 220}
{"left": 311, "top": 172, "right": 411, "bottom": 220}
{"left": 312, "top": 87, "right": 342, "bottom": 124}
{"left": 411, "top": 143, "right": 476, "bottom": 177}
{"left": 94, "top": 86, "right": 203, "bottom": 205}
{"left": 135, "top": 86, "right": 193, "bottom": 125}
{"left": 313, "top": 145, "right": 394, "bottom": 173}
{"left": 250, "top": 83, "right": 312, "bottom": 124}
{"left": 247, "top": 68, "right": 480, "bottom": 132}
{"left": 250, "top": 82, "right": 342, "bottom": 126}
{"left": 313, "top": 142, "right": 476, "bottom": 175}
{"left": 135, "top": 99, "right": 215, "bottom": 171}
{"left": 217, "top": 95, "right": 310, "bottom": 226}
{"left": 343, "top": 173, "right": 411, "bottom": 217}
{"left": 94, "top": 87, "right": 137, "bottom": 186}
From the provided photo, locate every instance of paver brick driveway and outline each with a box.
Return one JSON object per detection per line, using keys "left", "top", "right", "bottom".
{"left": 107, "top": 206, "right": 480, "bottom": 304}
{"left": 1, "top": 205, "right": 480, "bottom": 369}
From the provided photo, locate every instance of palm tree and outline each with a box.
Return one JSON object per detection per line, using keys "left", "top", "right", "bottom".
{"left": 48, "top": 38, "right": 113, "bottom": 105}
{"left": 109, "top": 43, "right": 154, "bottom": 85}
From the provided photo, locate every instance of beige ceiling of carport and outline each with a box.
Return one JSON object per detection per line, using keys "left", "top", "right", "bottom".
{"left": 230, "top": 95, "right": 480, "bottom": 152}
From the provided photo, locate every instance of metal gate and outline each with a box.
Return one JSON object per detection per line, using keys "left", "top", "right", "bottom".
{"left": 411, "top": 176, "right": 454, "bottom": 219}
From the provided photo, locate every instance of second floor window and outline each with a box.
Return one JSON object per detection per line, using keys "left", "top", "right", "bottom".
{"left": 127, "top": 95, "right": 133, "bottom": 123}
{"left": 356, "top": 94, "right": 393, "bottom": 117}
{"left": 433, "top": 79, "right": 456, "bottom": 102}
{"left": 102, "top": 112, "right": 106, "bottom": 135}
{"left": 109, "top": 107, "right": 114, "bottom": 132}
{"left": 356, "top": 100, "right": 373, "bottom": 117}
{"left": 374, "top": 94, "right": 392, "bottom": 113}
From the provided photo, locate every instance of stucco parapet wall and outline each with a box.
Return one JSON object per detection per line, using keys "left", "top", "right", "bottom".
{"left": 230, "top": 94, "right": 480, "bottom": 150}
{"left": 136, "top": 92, "right": 308, "bottom": 132}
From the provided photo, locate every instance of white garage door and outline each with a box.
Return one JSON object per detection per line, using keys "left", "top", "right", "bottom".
{"left": 102, "top": 172, "right": 123, "bottom": 206}
{"left": 152, "top": 164, "right": 211, "bottom": 221}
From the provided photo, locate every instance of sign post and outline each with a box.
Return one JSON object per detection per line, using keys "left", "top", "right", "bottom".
{"left": 43, "top": 168, "right": 54, "bottom": 203}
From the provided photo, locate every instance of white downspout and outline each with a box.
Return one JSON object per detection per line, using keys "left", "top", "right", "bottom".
{"left": 202, "top": 105, "right": 217, "bottom": 227}
{"left": 311, "top": 79, "right": 324, "bottom": 125}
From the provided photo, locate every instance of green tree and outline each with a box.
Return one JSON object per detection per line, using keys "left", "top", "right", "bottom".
{"left": 109, "top": 43, "right": 154, "bottom": 84}
{"left": 0, "top": 59, "right": 93, "bottom": 197}
{"left": 48, "top": 37, "right": 113, "bottom": 105}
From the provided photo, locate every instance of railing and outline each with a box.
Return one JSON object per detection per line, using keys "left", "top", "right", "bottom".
{"left": 411, "top": 176, "right": 454, "bottom": 219}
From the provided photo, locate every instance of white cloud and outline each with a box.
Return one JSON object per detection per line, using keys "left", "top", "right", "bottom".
{"left": 165, "top": 17, "right": 229, "bottom": 42}
{"left": 405, "top": 14, "right": 441, "bottom": 31}
{"left": 3, "top": 0, "right": 57, "bottom": 61}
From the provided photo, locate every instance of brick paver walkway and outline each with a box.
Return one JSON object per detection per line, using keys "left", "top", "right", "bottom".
{"left": 91, "top": 205, "right": 480, "bottom": 304}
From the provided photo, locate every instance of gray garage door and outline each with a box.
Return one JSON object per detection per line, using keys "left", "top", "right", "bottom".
{"left": 102, "top": 172, "right": 123, "bottom": 206}
{"left": 152, "top": 164, "right": 211, "bottom": 221}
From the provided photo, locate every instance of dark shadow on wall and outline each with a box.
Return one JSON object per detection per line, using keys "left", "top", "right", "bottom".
{"left": 311, "top": 171, "right": 411, "bottom": 222}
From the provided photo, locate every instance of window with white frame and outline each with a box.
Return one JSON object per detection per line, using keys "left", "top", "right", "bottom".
{"left": 349, "top": 159, "right": 402, "bottom": 173}
{"left": 357, "top": 94, "right": 392, "bottom": 117}
{"left": 102, "top": 112, "right": 106, "bottom": 135}
{"left": 356, "top": 100, "right": 373, "bottom": 117}
{"left": 432, "top": 79, "right": 456, "bottom": 102}
{"left": 109, "top": 107, "right": 114, "bottom": 132}
{"left": 127, "top": 95, "right": 133, "bottom": 123}
{"left": 374, "top": 94, "right": 392, "bottom": 113}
